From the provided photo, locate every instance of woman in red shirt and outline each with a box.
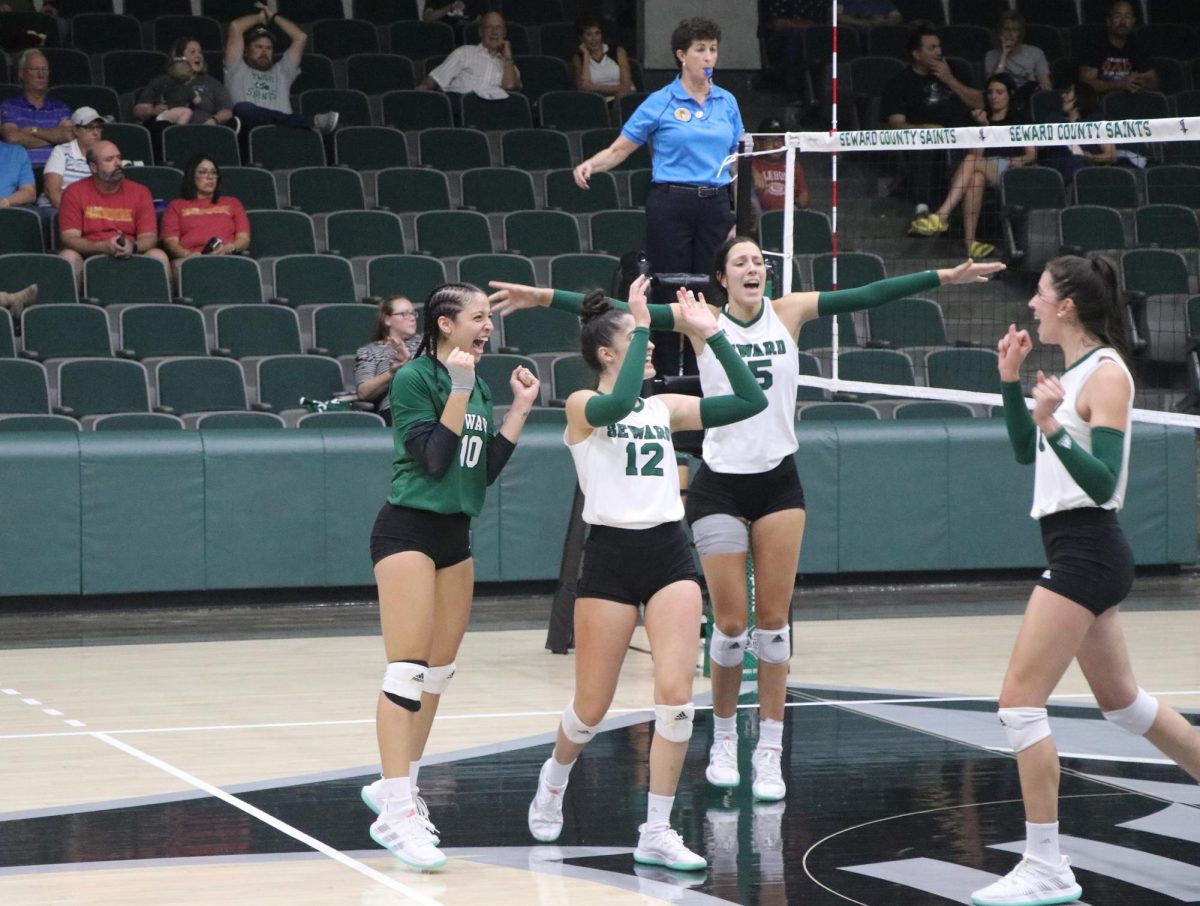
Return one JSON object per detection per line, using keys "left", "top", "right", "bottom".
{"left": 161, "top": 155, "right": 250, "bottom": 277}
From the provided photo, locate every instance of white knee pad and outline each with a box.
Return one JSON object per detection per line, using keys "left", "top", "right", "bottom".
{"left": 423, "top": 662, "right": 456, "bottom": 695}
{"left": 692, "top": 514, "right": 749, "bottom": 557}
{"left": 1103, "top": 687, "right": 1158, "bottom": 736}
{"left": 753, "top": 624, "right": 791, "bottom": 665}
{"left": 654, "top": 703, "right": 695, "bottom": 743}
{"left": 382, "top": 660, "right": 426, "bottom": 712}
{"left": 561, "top": 699, "right": 600, "bottom": 745}
{"left": 709, "top": 626, "right": 749, "bottom": 668}
{"left": 998, "top": 706, "right": 1052, "bottom": 753}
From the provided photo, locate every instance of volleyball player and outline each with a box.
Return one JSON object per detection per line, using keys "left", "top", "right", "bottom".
{"left": 525, "top": 277, "right": 766, "bottom": 870}
{"left": 493, "top": 241, "right": 1003, "bottom": 800}
{"left": 971, "top": 257, "right": 1200, "bottom": 906}
{"left": 362, "top": 283, "right": 540, "bottom": 870}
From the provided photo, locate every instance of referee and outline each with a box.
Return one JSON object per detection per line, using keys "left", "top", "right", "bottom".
{"left": 573, "top": 16, "right": 743, "bottom": 377}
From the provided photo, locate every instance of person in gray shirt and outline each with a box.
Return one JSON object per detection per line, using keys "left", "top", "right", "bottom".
{"left": 985, "top": 11, "right": 1051, "bottom": 102}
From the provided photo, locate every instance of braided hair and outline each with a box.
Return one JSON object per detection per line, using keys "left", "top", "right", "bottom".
{"left": 1045, "top": 255, "right": 1130, "bottom": 359}
{"left": 413, "top": 282, "right": 484, "bottom": 361}
{"left": 579, "top": 289, "right": 628, "bottom": 373}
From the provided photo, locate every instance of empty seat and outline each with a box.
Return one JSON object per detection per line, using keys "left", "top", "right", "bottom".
{"left": 297, "top": 410, "right": 386, "bottom": 428}
{"left": 925, "top": 348, "right": 1002, "bottom": 394}
{"left": 499, "top": 304, "right": 580, "bottom": 356}
{"left": 461, "top": 167, "right": 537, "bottom": 214}
{"left": 83, "top": 255, "right": 172, "bottom": 306}
{"left": 0, "top": 253, "right": 78, "bottom": 304}
{"left": 504, "top": 210, "right": 581, "bottom": 257}
{"left": 1074, "top": 166, "right": 1139, "bottom": 208}
{"left": 41, "top": 48, "right": 93, "bottom": 87}
{"left": 326, "top": 210, "right": 407, "bottom": 258}
{"left": 539, "top": 90, "right": 609, "bottom": 131}
{"left": 0, "top": 413, "right": 79, "bottom": 430}
{"left": 1134, "top": 204, "right": 1200, "bottom": 250}
{"left": 549, "top": 253, "right": 618, "bottom": 297}
{"left": 335, "top": 126, "right": 409, "bottom": 172}
{"left": 760, "top": 209, "right": 833, "bottom": 256}
{"left": 214, "top": 305, "right": 302, "bottom": 357}
{"left": 346, "top": 53, "right": 416, "bottom": 95}
{"left": 21, "top": 305, "right": 112, "bottom": 360}
{"left": 255, "top": 354, "right": 345, "bottom": 412}
{"left": 312, "top": 18, "right": 380, "bottom": 58}
{"left": 123, "top": 165, "right": 183, "bottom": 203}
{"left": 1146, "top": 166, "right": 1200, "bottom": 208}
{"left": 388, "top": 21, "right": 455, "bottom": 59}
{"left": 1060, "top": 205, "right": 1127, "bottom": 254}
{"left": 476, "top": 353, "right": 538, "bottom": 406}
{"left": 194, "top": 410, "right": 286, "bottom": 428}
{"left": 102, "top": 50, "right": 167, "bottom": 94}
{"left": 220, "top": 167, "right": 278, "bottom": 210}
{"left": 550, "top": 353, "right": 592, "bottom": 402}
{"left": 0, "top": 309, "right": 12, "bottom": 358}
{"left": 367, "top": 254, "right": 447, "bottom": 302}
{"left": 299, "top": 88, "right": 372, "bottom": 128}
{"left": 812, "top": 252, "right": 886, "bottom": 291}
{"left": 512, "top": 54, "right": 573, "bottom": 102}
{"left": 247, "top": 210, "right": 317, "bottom": 258}
{"left": 867, "top": 297, "right": 948, "bottom": 348}
{"left": 415, "top": 210, "right": 494, "bottom": 257}
{"left": 310, "top": 304, "right": 378, "bottom": 357}
{"left": 797, "top": 402, "right": 879, "bottom": 421}
{"left": 248, "top": 125, "right": 326, "bottom": 170}
{"left": 278, "top": 0, "right": 344, "bottom": 22}
{"left": 73, "top": 14, "right": 142, "bottom": 52}
{"left": 894, "top": 400, "right": 975, "bottom": 419}
{"left": 381, "top": 90, "right": 454, "bottom": 130}
{"left": 418, "top": 127, "right": 492, "bottom": 171}
{"left": 48, "top": 85, "right": 120, "bottom": 121}
{"left": 118, "top": 304, "right": 208, "bottom": 359}
{"left": 1122, "top": 248, "right": 1191, "bottom": 298}
{"left": 461, "top": 92, "right": 533, "bottom": 131}
{"left": 0, "top": 207, "right": 44, "bottom": 254}
{"left": 288, "top": 167, "right": 366, "bottom": 215}
{"left": 458, "top": 253, "right": 536, "bottom": 292}
{"left": 127, "top": 0, "right": 191, "bottom": 17}
{"left": 587, "top": 209, "right": 646, "bottom": 259}
{"left": 57, "top": 358, "right": 151, "bottom": 418}
{"left": 162, "top": 123, "right": 240, "bottom": 169}
{"left": 291, "top": 53, "right": 337, "bottom": 94}
{"left": 91, "top": 412, "right": 185, "bottom": 430}
{"left": 353, "top": 0, "right": 420, "bottom": 24}
{"left": 155, "top": 356, "right": 248, "bottom": 413}
{"left": 580, "top": 128, "right": 650, "bottom": 171}
{"left": 179, "top": 254, "right": 264, "bottom": 306}
{"left": 501, "top": 129, "right": 572, "bottom": 170}
{"left": 545, "top": 168, "right": 618, "bottom": 213}
{"left": 835, "top": 348, "right": 916, "bottom": 392}
{"left": 376, "top": 167, "right": 451, "bottom": 213}
{"left": 273, "top": 254, "right": 359, "bottom": 307}
{"left": 0, "top": 360, "right": 51, "bottom": 413}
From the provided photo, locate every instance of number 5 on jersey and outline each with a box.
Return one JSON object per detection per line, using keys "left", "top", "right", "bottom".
{"left": 748, "top": 358, "right": 773, "bottom": 390}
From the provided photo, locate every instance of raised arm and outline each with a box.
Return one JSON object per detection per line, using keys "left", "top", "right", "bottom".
{"left": 225, "top": 9, "right": 265, "bottom": 63}
{"left": 997, "top": 323, "right": 1036, "bottom": 464}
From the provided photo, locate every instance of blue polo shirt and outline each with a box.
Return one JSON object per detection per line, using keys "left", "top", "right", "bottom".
{"left": 621, "top": 77, "right": 744, "bottom": 188}
{"left": 0, "top": 94, "right": 71, "bottom": 166}
{"left": 0, "top": 142, "right": 34, "bottom": 197}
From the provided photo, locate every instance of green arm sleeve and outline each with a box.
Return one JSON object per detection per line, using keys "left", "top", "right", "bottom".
{"left": 582, "top": 327, "right": 649, "bottom": 426}
{"left": 698, "top": 331, "right": 769, "bottom": 428}
{"left": 550, "top": 289, "right": 676, "bottom": 330}
{"left": 1045, "top": 426, "right": 1125, "bottom": 505}
{"left": 1002, "top": 380, "right": 1036, "bottom": 465}
{"left": 816, "top": 270, "right": 942, "bottom": 316}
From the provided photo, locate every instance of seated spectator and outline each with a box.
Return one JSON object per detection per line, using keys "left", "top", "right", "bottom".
{"left": 837, "top": 0, "right": 900, "bottom": 27}
{"left": 418, "top": 11, "right": 521, "bottom": 98}
{"left": 752, "top": 116, "right": 810, "bottom": 214}
{"left": 882, "top": 24, "right": 981, "bottom": 218}
{"left": 1039, "top": 82, "right": 1117, "bottom": 184}
{"left": 161, "top": 155, "right": 250, "bottom": 279}
{"left": 135, "top": 38, "right": 237, "bottom": 133}
{"left": 355, "top": 295, "right": 421, "bottom": 425}
{"left": 224, "top": 3, "right": 339, "bottom": 134}
{"left": 573, "top": 16, "right": 634, "bottom": 100}
{"left": 0, "top": 49, "right": 72, "bottom": 167}
{"left": 41, "top": 107, "right": 109, "bottom": 209}
{"left": 57, "top": 140, "right": 170, "bottom": 283}
{"left": 0, "top": 133, "right": 35, "bottom": 209}
{"left": 912, "top": 74, "right": 1033, "bottom": 259}
{"left": 1079, "top": 0, "right": 1158, "bottom": 95}
{"left": 985, "top": 11, "right": 1051, "bottom": 108}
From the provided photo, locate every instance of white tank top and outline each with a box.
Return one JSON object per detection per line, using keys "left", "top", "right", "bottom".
{"left": 698, "top": 302, "right": 800, "bottom": 474}
{"left": 567, "top": 395, "right": 684, "bottom": 528}
{"left": 585, "top": 46, "right": 620, "bottom": 87}
{"left": 1031, "top": 347, "right": 1133, "bottom": 519}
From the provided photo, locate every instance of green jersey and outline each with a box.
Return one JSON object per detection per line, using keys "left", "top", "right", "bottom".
{"left": 387, "top": 355, "right": 495, "bottom": 516}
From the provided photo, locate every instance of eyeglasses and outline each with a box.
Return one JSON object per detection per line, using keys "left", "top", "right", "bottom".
{"left": 23, "top": 67, "right": 49, "bottom": 74}
{"left": 391, "top": 310, "right": 417, "bottom": 318}
{"left": 196, "top": 169, "right": 219, "bottom": 176}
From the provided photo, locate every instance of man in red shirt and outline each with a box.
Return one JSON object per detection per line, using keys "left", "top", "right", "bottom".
{"left": 57, "top": 140, "right": 169, "bottom": 283}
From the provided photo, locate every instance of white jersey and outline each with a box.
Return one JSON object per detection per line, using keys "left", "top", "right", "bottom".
{"left": 699, "top": 301, "right": 799, "bottom": 473}
{"left": 567, "top": 395, "right": 684, "bottom": 528}
{"left": 1031, "top": 347, "right": 1133, "bottom": 519}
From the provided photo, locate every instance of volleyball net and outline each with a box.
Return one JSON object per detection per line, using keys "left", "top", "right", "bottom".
{"left": 735, "top": 116, "right": 1200, "bottom": 428}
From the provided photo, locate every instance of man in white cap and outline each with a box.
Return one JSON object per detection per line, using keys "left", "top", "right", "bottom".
{"left": 41, "top": 106, "right": 111, "bottom": 209}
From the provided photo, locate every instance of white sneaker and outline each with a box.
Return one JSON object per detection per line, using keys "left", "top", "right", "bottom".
{"left": 705, "top": 736, "right": 740, "bottom": 788}
{"left": 633, "top": 824, "right": 707, "bottom": 871}
{"left": 369, "top": 803, "right": 446, "bottom": 870}
{"left": 360, "top": 780, "right": 439, "bottom": 845}
{"left": 527, "top": 759, "right": 567, "bottom": 842}
{"left": 970, "top": 855, "right": 1083, "bottom": 906}
{"left": 313, "top": 111, "right": 339, "bottom": 134}
{"left": 751, "top": 745, "right": 786, "bottom": 801}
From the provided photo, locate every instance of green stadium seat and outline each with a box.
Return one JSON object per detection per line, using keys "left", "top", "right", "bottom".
{"left": 1001, "top": 166, "right": 1068, "bottom": 265}
{"left": 347, "top": 54, "right": 416, "bottom": 94}
{"left": 326, "top": 210, "right": 407, "bottom": 258}
{"left": 381, "top": 90, "right": 454, "bottom": 130}
{"left": 149, "top": 15, "right": 223, "bottom": 53}
{"left": 1122, "top": 248, "right": 1191, "bottom": 298}
{"left": 219, "top": 167, "right": 278, "bottom": 209}
{"left": 0, "top": 208, "right": 44, "bottom": 254}
{"left": 155, "top": 356, "right": 248, "bottom": 414}
{"left": 867, "top": 297, "right": 948, "bottom": 348}
{"left": 21, "top": 305, "right": 112, "bottom": 360}
{"left": 312, "top": 18, "right": 380, "bottom": 58}
{"left": 418, "top": 128, "right": 492, "bottom": 171}
{"left": 1146, "top": 166, "right": 1200, "bottom": 208}
{"left": 278, "top": 0, "right": 344, "bottom": 23}
{"left": 504, "top": 210, "right": 581, "bottom": 257}
{"left": 103, "top": 122, "right": 154, "bottom": 166}
{"left": 1073, "top": 166, "right": 1139, "bottom": 208}
{"left": 310, "top": 304, "right": 378, "bottom": 357}
{"left": 834, "top": 348, "right": 916, "bottom": 398}
{"left": 501, "top": 129, "right": 572, "bottom": 170}
{"left": 476, "top": 353, "right": 538, "bottom": 407}
{"left": 194, "top": 410, "right": 286, "bottom": 428}
{"left": 179, "top": 255, "right": 264, "bottom": 306}
{"left": 90, "top": 412, "right": 185, "bottom": 430}
{"left": 49, "top": 84, "right": 120, "bottom": 121}
{"left": 57, "top": 358, "right": 151, "bottom": 417}
{"left": 0, "top": 413, "right": 79, "bottom": 430}
{"left": 458, "top": 253, "right": 536, "bottom": 291}
{"left": 255, "top": 354, "right": 346, "bottom": 412}
{"left": 539, "top": 90, "right": 609, "bottom": 131}
{"left": 0, "top": 254, "right": 78, "bottom": 304}
{"left": 537, "top": 21, "right": 577, "bottom": 61}
{"left": 102, "top": 50, "right": 166, "bottom": 94}
{"left": 415, "top": 210, "right": 494, "bottom": 257}
{"left": 299, "top": 88, "right": 372, "bottom": 128}
{"left": 546, "top": 168, "right": 618, "bottom": 214}
{"left": 376, "top": 167, "right": 452, "bottom": 213}
{"left": 760, "top": 209, "right": 833, "bottom": 256}
{"left": 797, "top": 351, "right": 825, "bottom": 401}
{"left": 1060, "top": 205, "right": 1127, "bottom": 255}
{"left": 549, "top": 353, "right": 592, "bottom": 403}
{"left": 1135, "top": 204, "right": 1200, "bottom": 250}
{"left": 500, "top": 304, "right": 580, "bottom": 356}
{"left": 387, "top": 21, "right": 455, "bottom": 59}
{"left": 893, "top": 401, "right": 976, "bottom": 419}
{"left": 273, "top": 254, "right": 359, "bottom": 307}
{"left": 616, "top": 91, "right": 649, "bottom": 125}
{"left": 461, "top": 168, "right": 537, "bottom": 214}
{"left": 162, "top": 124, "right": 241, "bottom": 169}
{"left": 797, "top": 401, "right": 879, "bottom": 420}
{"left": 502, "top": 0, "right": 562, "bottom": 25}
{"left": 588, "top": 209, "right": 645, "bottom": 258}
{"left": 813, "top": 251, "right": 886, "bottom": 290}
{"left": 549, "top": 253, "right": 618, "bottom": 297}
{"left": 118, "top": 304, "right": 208, "bottom": 359}
{"left": 296, "top": 410, "right": 387, "bottom": 428}
{"left": 0, "top": 360, "right": 51, "bottom": 413}
{"left": 247, "top": 210, "right": 317, "bottom": 258}
{"left": 124, "top": 165, "right": 183, "bottom": 203}
{"left": 367, "top": 255, "right": 446, "bottom": 302}
{"left": 628, "top": 169, "right": 651, "bottom": 208}
{"left": 926, "top": 347, "right": 1002, "bottom": 394}
{"left": 291, "top": 53, "right": 337, "bottom": 95}
{"left": 335, "top": 127, "right": 409, "bottom": 171}
{"left": 83, "top": 255, "right": 172, "bottom": 306}
{"left": 127, "top": 0, "right": 191, "bottom": 17}
{"left": 797, "top": 313, "right": 859, "bottom": 351}
{"left": 0, "top": 309, "right": 13, "bottom": 358}
{"left": 512, "top": 54, "right": 572, "bottom": 102}
{"left": 249, "top": 125, "right": 327, "bottom": 170}
{"left": 74, "top": 14, "right": 142, "bottom": 52}
{"left": 461, "top": 93, "right": 533, "bottom": 131}
{"left": 849, "top": 57, "right": 905, "bottom": 128}
{"left": 214, "top": 305, "right": 302, "bottom": 357}
{"left": 288, "top": 167, "right": 366, "bottom": 215}
{"left": 41, "top": 48, "right": 93, "bottom": 86}
{"left": 353, "top": 0, "right": 419, "bottom": 24}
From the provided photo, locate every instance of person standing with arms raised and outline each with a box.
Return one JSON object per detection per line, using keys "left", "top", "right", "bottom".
{"left": 572, "top": 17, "right": 742, "bottom": 378}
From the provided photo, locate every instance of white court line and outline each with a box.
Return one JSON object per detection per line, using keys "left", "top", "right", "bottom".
{"left": 1, "top": 690, "right": 1197, "bottom": 742}
{"left": 93, "top": 732, "right": 443, "bottom": 906}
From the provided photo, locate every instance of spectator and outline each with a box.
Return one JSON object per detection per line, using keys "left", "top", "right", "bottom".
{"left": 1040, "top": 82, "right": 1117, "bottom": 184}
{"left": 573, "top": 16, "right": 634, "bottom": 100}
{"left": 751, "top": 116, "right": 809, "bottom": 214}
{"left": 0, "top": 132, "right": 35, "bottom": 209}
{"left": 0, "top": 49, "right": 72, "bottom": 167}
{"left": 134, "top": 38, "right": 236, "bottom": 132}
{"left": 223, "top": 2, "right": 339, "bottom": 134}
{"left": 161, "top": 155, "right": 250, "bottom": 280}
{"left": 41, "top": 106, "right": 108, "bottom": 209}
{"left": 418, "top": 11, "right": 522, "bottom": 98}
{"left": 837, "top": 0, "right": 900, "bottom": 27}
{"left": 882, "top": 24, "right": 981, "bottom": 219}
{"left": 986, "top": 11, "right": 1051, "bottom": 106}
{"left": 912, "top": 74, "right": 1034, "bottom": 259}
{"left": 1079, "top": 0, "right": 1158, "bottom": 95}
{"left": 355, "top": 295, "right": 422, "bottom": 425}
{"left": 423, "top": 1, "right": 486, "bottom": 22}
{"left": 57, "top": 140, "right": 169, "bottom": 283}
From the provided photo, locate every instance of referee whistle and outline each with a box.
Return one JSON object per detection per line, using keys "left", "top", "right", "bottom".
{"left": 704, "top": 67, "right": 713, "bottom": 80}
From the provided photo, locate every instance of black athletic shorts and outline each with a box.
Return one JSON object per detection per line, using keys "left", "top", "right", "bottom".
{"left": 685, "top": 456, "right": 807, "bottom": 525}
{"left": 369, "top": 503, "right": 471, "bottom": 569}
{"left": 577, "top": 521, "right": 699, "bottom": 607}
{"left": 1037, "top": 508, "right": 1134, "bottom": 615}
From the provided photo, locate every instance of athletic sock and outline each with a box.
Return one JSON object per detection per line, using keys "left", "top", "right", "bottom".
{"left": 758, "top": 717, "right": 784, "bottom": 750}
{"left": 377, "top": 776, "right": 413, "bottom": 810}
{"left": 545, "top": 755, "right": 575, "bottom": 787}
{"left": 646, "top": 793, "right": 674, "bottom": 830}
{"left": 1026, "top": 821, "right": 1060, "bottom": 864}
{"left": 409, "top": 761, "right": 420, "bottom": 791}
{"left": 713, "top": 713, "right": 738, "bottom": 739}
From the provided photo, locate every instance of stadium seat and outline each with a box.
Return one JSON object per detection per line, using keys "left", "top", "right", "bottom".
{"left": 865, "top": 24, "right": 910, "bottom": 59}
{"left": 193, "top": 411, "right": 286, "bottom": 428}
{"left": 503, "top": 0, "right": 563, "bottom": 25}
{"left": 538, "top": 21, "right": 578, "bottom": 62}
{"left": 539, "top": 90, "right": 610, "bottom": 131}
{"left": 580, "top": 128, "right": 650, "bottom": 171}
{"left": 312, "top": 18, "right": 380, "bottom": 58}
{"left": 48, "top": 84, "right": 120, "bottom": 120}
{"left": 1024, "top": 25, "right": 1066, "bottom": 60}
{"left": 501, "top": 129, "right": 573, "bottom": 170}
{"left": 220, "top": 167, "right": 278, "bottom": 209}
{"left": 834, "top": 348, "right": 917, "bottom": 397}
{"left": 760, "top": 209, "right": 834, "bottom": 256}
{"left": 291, "top": 54, "right": 337, "bottom": 94}
{"left": 1000, "top": 166, "right": 1067, "bottom": 265}
{"left": 476, "top": 353, "right": 538, "bottom": 406}
{"left": 461, "top": 168, "right": 537, "bottom": 214}
{"left": 0, "top": 254, "right": 78, "bottom": 304}
{"left": 0, "top": 413, "right": 79, "bottom": 430}
{"left": 1016, "top": 0, "right": 1079, "bottom": 26}
{"left": 367, "top": 254, "right": 446, "bottom": 302}
{"left": 101, "top": 50, "right": 166, "bottom": 94}
{"left": 1102, "top": 89, "right": 1169, "bottom": 122}
{"left": 504, "top": 210, "right": 581, "bottom": 257}
{"left": 288, "top": 167, "right": 366, "bottom": 215}
{"left": 273, "top": 254, "right": 358, "bottom": 307}
{"left": 57, "top": 358, "right": 151, "bottom": 418}
{"left": 1137, "top": 23, "right": 1197, "bottom": 59}
{"left": 299, "top": 88, "right": 372, "bottom": 129}
{"left": 848, "top": 56, "right": 905, "bottom": 129}
{"left": 72, "top": 13, "right": 142, "bottom": 52}
{"left": 894, "top": 400, "right": 976, "bottom": 419}
{"left": 512, "top": 55, "right": 573, "bottom": 103}
{"left": 418, "top": 127, "right": 492, "bottom": 171}
{"left": 388, "top": 21, "right": 455, "bottom": 59}
{"left": 335, "top": 126, "right": 409, "bottom": 171}
{"left": 867, "top": 297, "right": 948, "bottom": 348}
{"left": 213, "top": 304, "right": 302, "bottom": 358}
{"left": 1146, "top": 166, "right": 1200, "bottom": 208}
{"left": 797, "top": 312, "right": 859, "bottom": 351}
{"left": 381, "top": 90, "right": 454, "bottom": 130}
{"left": 162, "top": 124, "right": 241, "bottom": 169}
{"left": 118, "top": 304, "right": 208, "bottom": 359}
{"left": 150, "top": 15, "right": 223, "bottom": 53}
{"left": 103, "top": 123, "right": 154, "bottom": 166}
{"left": 549, "top": 253, "right": 618, "bottom": 297}
{"left": 248, "top": 125, "right": 326, "bottom": 170}
{"left": 1148, "top": 56, "right": 1187, "bottom": 94}
{"left": 326, "top": 210, "right": 407, "bottom": 258}
{"left": 90, "top": 412, "right": 185, "bottom": 430}
{"left": 549, "top": 353, "right": 592, "bottom": 403}
{"left": 797, "top": 402, "right": 878, "bottom": 421}
{"left": 21, "top": 305, "right": 112, "bottom": 360}
{"left": 461, "top": 93, "right": 533, "bottom": 131}
{"left": 346, "top": 53, "right": 416, "bottom": 95}
{"left": 124, "top": 165, "right": 183, "bottom": 203}
{"left": 1073, "top": 166, "right": 1139, "bottom": 208}
{"left": 376, "top": 167, "right": 451, "bottom": 213}
{"left": 1135, "top": 204, "right": 1200, "bottom": 250}
{"left": 925, "top": 348, "right": 1002, "bottom": 394}
{"left": 500, "top": 302, "right": 581, "bottom": 356}
{"left": 353, "top": 0, "right": 420, "bottom": 23}
{"left": 55, "top": 0, "right": 115, "bottom": 15}
{"left": 127, "top": 0, "right": 190, "bottom": 17}
{"left": 155, "top": 356, "right": 248, "bottom": 414}
{"left": 83, "top": 255, "right": 172, "bottom": 306}
{"left": 589, "top": 209, "right": 646, "bottom": 258}
{"left": 309, "top": 304, "right": 378, "bottom": 357}
{"left": 415, "top": 210, "right": 494, "bottom": 257}
{"left": 0, "top": 208, "right": 43, "bottom": 254}
{"left": 457, "top": 252, "right": 536, "bottom": 290}
{"left": 297, "top": 410, "right": 386, "bottom": 428}
{"left": 179, "top": 254, "right": 265, "bottom": 306}
{"left": 278, "top": 0, "right": 344, "bottom": 22}
{"left": 545, "top": 168, "right": 618, "bottom": 213}
{"left": 0, "top": 360, "right": 51, "bottom": 413}
{"left": 255, "top": 354, "right": 345, "bottom": 413}
{"left": 1122, "top": 248, "right": 1191, "bottom": 298}
{"left": 0, "top": 12, "right": 59, "bottom": 49}
{"left": 247, "top": 210, "right": 317, "bottom": 258}
{"left": 1060, "top": 205, "right": 1127, "bottom": 255}
{"left": 0, "top": 309, "right": 12, "bottom": 358}
{"left": 41, "top": 48, "right": 92, "bottom": 87}
{"left": 813, "top": 251, "right": 886, "bottom": 291}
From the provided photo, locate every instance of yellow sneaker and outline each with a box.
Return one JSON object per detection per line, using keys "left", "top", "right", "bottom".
{"left": 968, "top": 240, "right": 995, "bottom": 258}
{"left": 913, "top": 213, "right": 949, "bottom": 236}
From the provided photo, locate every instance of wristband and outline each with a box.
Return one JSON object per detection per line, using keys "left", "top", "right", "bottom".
{"left": 447, "top": 362, "right": 474, "bottom": 394}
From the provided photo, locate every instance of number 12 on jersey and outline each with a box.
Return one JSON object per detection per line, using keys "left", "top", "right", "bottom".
{"left": 624, "top": 441, "right": 665, "bottom": 477}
